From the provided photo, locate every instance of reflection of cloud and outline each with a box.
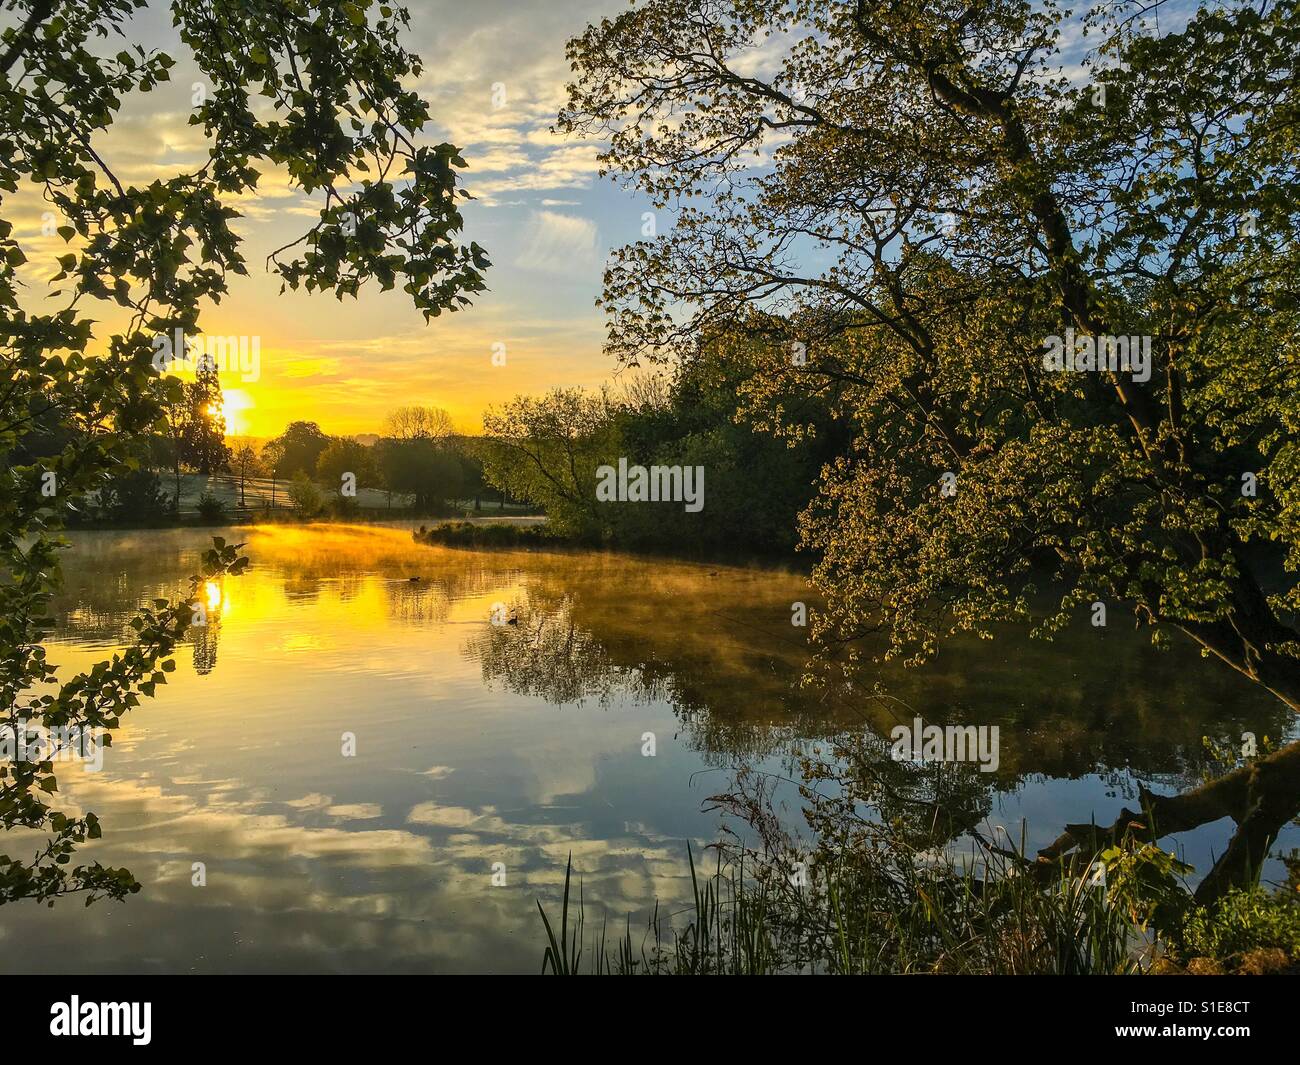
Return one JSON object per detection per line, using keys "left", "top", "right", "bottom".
{"left": 24, "top": 527, "right": 828, "bottom": 970}
{"left": 326, "top": 803, "right": 384, "bottom": 820}
{"left": 19, "top": 756, "right": 699, "bottom": 973}
{"left": 285, "top": 793, "right": 333, "bottom": 810}
{"left": 515, "top": 211, "right": 598, "bottom": 273}
{"left": 419, "top": 765, "right": 456, "bottom": 779}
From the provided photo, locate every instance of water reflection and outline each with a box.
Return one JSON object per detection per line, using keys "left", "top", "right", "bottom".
{"left": 1, "top": 523, "right": 1294, "bottom": 972}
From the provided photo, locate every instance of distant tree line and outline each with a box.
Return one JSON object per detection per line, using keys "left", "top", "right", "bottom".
{"left": 257, "top": 406, "right": 499, "bottom": 518}
{"left": 25, "top": 393, "right": 518, "bottom": 524}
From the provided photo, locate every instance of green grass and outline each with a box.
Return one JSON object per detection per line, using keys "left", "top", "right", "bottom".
{"left": 537, "top": 834, "right": 1159, "bottom": 975}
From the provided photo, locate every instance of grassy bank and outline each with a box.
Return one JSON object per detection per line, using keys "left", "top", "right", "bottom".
{"left": 537, "top": 841, "right": 1300, "bottom": 976}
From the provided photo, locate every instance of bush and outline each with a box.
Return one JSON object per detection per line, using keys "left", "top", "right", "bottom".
{"left": 329, "top": 495, "right": 361, "bottom": 519}
{"left": 97, "top": 467, "right": 172, "bottom": 524}
{"left": 413, "top": 520, "right": 563, "bottom": 549}
{"left": 196, "top": 492, "right": 227, "bottom": 523}
{"left": 288, "top": 471, "right": 324, "bottom": 517}
{"left": 1170, "top": 888, "right": 1300, "bottom": 969}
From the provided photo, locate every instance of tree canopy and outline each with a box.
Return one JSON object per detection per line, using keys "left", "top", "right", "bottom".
{"left": 561, "top": 0, "right": 1300, "bottom": 712}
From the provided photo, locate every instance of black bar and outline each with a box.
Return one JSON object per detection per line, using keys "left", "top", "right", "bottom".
{"left": 1, "top": 975, "right": 1287, "bottom": 1049}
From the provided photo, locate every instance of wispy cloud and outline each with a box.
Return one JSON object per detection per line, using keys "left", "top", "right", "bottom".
{"left": 515, "top": 210, "right": 598, "bottom": 273}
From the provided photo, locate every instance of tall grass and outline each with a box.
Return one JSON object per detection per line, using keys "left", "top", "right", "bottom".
{"left": 537, "top": 834, "right": 1145, "bottom": 975}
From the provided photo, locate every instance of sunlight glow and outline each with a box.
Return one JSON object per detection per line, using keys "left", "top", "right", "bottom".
{"left": 204, "top": 580, "right": 224, "bottom": 612}
{"left": 216, "top": 389, "right": 255, "bottom": 436}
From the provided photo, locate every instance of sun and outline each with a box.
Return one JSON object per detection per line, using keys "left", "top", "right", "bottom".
{"left": 214, "top": 389, "right": 255, "bottom": 436}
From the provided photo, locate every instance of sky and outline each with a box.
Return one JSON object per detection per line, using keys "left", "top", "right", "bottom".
{"left": 13, "top": 0, "right": 651, "bottom": 438}
{"left": 9, "top": 0, "right": 1199, "bottom": 439}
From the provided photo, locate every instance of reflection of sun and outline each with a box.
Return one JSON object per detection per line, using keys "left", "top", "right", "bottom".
{"left": 204, "top": 580, "right": 224, "bottom": 613}
{"left": 213, "top": 389, "right": 254, "bottom": 435}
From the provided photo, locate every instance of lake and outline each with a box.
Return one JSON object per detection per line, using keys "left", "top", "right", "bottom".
{"left": 1, "top": 524, "right": 1295, "bottom": 973}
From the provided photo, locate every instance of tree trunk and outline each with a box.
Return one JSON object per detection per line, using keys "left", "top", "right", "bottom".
{"left": 1038, "top": 740, "right": 1300, "bottom": 904}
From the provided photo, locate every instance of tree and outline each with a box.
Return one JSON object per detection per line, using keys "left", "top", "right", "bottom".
{"left": 0, "top": 0, "right": 488, "bottom": 904}
{"left": 97, "top": 466, "right": 172, "bottom": 524}
{"left": 287, "top": 470, "right": 324, "bottom": 517}
{"left": 316, "top": 438, "right": 376, "bottom": 499}
{"left": 182, "top": 358, "right": 230, "bottom": 476}
{"left": 385, "top": 404, "right": 454, "bottom": 442}
{"left": 155, "top": 360, "right": 231, "bottom": 508}
{"left": 561, "top": 1, "right": 1300, "bottom": 714}
{"left": 230, "top": 438, "right": 264, "bottom": 509}
{"left": 267, "top": 420, "right": 330, "bottom": 478}
{"left": 376, "top": 436, "right": 462, "bottom": 513}
{"left": 159, "top": 391, "right": 190, "bottom": 513}
{"left": 480, "top": 388, "right": 620, "bottom": 536}
{"left": 260, "top": 438, "right": 287, "bottom": 510}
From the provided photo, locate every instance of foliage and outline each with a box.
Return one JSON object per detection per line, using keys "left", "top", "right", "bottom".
{"left": 230, "top": 438, "right": 264, "bottom": 508}
{"left": 287, "top": 470, "right": 324, "bottom": 517}
{"left": 561, "top": 0, "right": 1300, "bottom": 711}
{"left": 538, "top": 838, "right": 1142, "bottom": 975}
{"left": 0, "top": 0, "right": 487, "bottom": 905}
{"left": 196, "top": 491, "right": 226, "bottom": 523}
{"left": 267, "top": 421, "right": 331, "bottom": 478}
{"left": 376, "top": 437, "right": 462, "bottom": 513}
{"left": 96, "top": 466, "right": 171, "bottom": 524}
{"left": 480, "top": 388, "right": 619, "bottom": 538}
{"left": 182, "top": 361, "right": 230, "bottom": 476}
{"left": 316, "top": 438, "right": 376, "bottom": 497}
{"left": 0, "top": 538, "right": 247, "bottom": 905}
{"left": 385, "top": 405, "right": 453, "bottom": 442}
{"left": 537, "top": 789, "right": 1299, "bottom": 974}
{"left": 414, "top": 520, "right": 560, "bottom": 549}
{"left": 1170, "top": 887, "right": 1300, "bottom": 968}
{"left": 479, "top": 356, "right": 841, "bottom": 552}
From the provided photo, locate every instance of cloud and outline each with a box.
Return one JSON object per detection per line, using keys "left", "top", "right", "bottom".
{"left": 514, "top": 210, "right": 598, "bottom": 273}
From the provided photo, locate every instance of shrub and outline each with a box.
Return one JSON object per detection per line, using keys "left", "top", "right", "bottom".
{"left": 196, "top": 491, "right": 227, "bottom": 523}
{"left": 288, "top": 471, "right": 325, "bottom": 518}
{"left": 97, "top": 468, "right": 172, "bottom": 524}
{"left": 413, "top": 521, "right": 562, "bottom": 549}
{"left": 1170, "top": 888, "right": 1300, "bottom": 968}
{"left": 329, "top": 495, "right": 361, "bottom": 519}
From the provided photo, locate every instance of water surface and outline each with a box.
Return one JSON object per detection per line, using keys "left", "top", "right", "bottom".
{"left": 1, "top": 524, "right": 1293, "bottom": 973}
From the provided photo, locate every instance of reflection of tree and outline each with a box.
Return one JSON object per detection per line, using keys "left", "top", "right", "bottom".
{"left": 462, "top": 563, "right": 1300, "bottom": 904}
{"left": 462, "top": 573, "right": 845, "bottom": 759}
{"left": 466, "top": 599, "right": 644, "bottom": 706}
{"left": 460, "top": 563, "right": 1292, "bottom": 791}
{"left": 1039, "top": 739, "right": 1300, "bottom": 905}
{"left": 51, "top": 527, "right": 1300, "bottom": 905}
{"left": 384, "top": 579, "right": 452, "bottom": 626}
{"left": 191, "top": 615, "right": 220, "bottom": 675}
{"left": 187, "top": 581, "right": 227, "bottom": 675}
{"left": 719, "top": 724, "right": 998, "bottom": 858}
